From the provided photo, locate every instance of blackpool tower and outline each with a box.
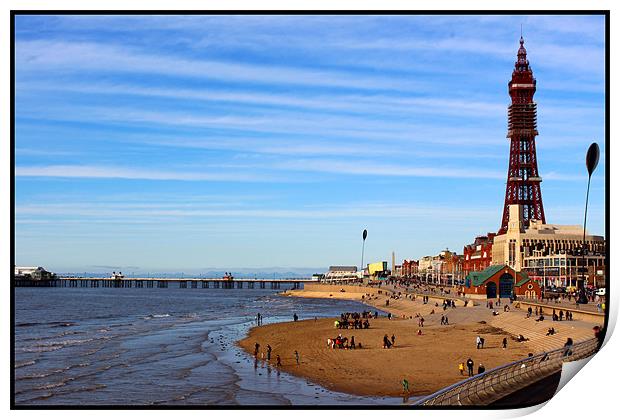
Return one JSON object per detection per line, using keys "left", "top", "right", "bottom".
{"left": 498, "top": 36, "right": 546, "bottom": 235}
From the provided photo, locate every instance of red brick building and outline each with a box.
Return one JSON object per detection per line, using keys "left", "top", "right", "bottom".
{"left": 461, "top": 265, "right": 541, "bottom": 299}
{"left": 463, "top": 233, "right": 496, "bottom": 275}
{"left": 401, "top": 259, "right": 419, "bottom": 278}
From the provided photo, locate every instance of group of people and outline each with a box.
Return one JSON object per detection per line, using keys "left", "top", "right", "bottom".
{"left": 328, "top": 334, "right": 361, "bottom": 350}
{"left": 459, "top": 358, "right": 485, "bottom": 376}
{"left": 335, "top": 311, "right": 373, "bottom": 329}
{"left": 442, "top": 299, "right": 457, "bottom": 310}
{"left": 253, "top": 342, "right": 301, "bottom": 366}
{"left": 382, "top": 333, "right": 396, "bottom": 349}
{"left": 551, "top": 309, "right": 574, "bottom": 321}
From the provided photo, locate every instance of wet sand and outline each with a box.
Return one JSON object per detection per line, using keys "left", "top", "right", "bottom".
{"left": 238, "top": 289, "right": 534, "bottom": 397}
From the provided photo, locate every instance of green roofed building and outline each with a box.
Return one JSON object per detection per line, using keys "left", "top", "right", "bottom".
{"left": 462, "top": 264, "right": 541, "bottom": 300}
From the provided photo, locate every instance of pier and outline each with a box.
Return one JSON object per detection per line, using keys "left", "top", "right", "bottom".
{"left": 13, "top": 276, "right": 316, "bottom": 290}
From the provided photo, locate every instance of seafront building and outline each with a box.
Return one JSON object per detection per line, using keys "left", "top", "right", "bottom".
{"left": 461, "top": 264, "right": 541, "bottom": 299}
{"left": 399, "top": 259, "right": 419, "bottom": 278}
{"left": 463, "top": 233, "right": 496, "bottom": 275}
{"left": 14, "top": 266, "right": 56, "bottom": 281}
{"left": 324, "top": 266, "right": 359, "bottom": 282}
{"left": 415, "top": 250, "right": 463, "bottom": 285}
{"left": 492, "top": 205, "right": 606, "bottom": 289}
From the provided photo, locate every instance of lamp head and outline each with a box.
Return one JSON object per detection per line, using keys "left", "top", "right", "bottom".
{"left": 586, "top": 142, "right": 600, "bottom": 176}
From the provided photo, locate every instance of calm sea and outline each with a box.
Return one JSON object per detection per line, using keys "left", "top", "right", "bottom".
{"left": 14, "top": 287, "right": 403, "bottom": 406}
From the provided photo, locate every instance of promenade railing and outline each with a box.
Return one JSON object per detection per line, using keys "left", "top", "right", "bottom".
{"left": 415, "top": 337, "right": 599, "bottom": 406}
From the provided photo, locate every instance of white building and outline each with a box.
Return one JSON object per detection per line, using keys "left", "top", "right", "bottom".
{"left": 14, "top": 266, "right": 55, "bottom": 280}
{"left": 492, "top": 205, "right": 606, "bottom": 287}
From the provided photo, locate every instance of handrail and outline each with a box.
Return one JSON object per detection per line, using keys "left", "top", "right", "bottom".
{"left": 415, "top": 337, "right": 599, "bottom": 406}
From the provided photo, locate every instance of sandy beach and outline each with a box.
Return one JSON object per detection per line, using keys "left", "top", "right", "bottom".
{"left": 238, "top": 287, "right": 535, "bottom": 397}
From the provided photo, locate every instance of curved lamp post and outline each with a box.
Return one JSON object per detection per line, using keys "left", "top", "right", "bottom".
{"left": 578, "top": 142, "right": 599, "bottom": 304}
{"left": 361, "top": 229, "right": 368, "bottom": 280}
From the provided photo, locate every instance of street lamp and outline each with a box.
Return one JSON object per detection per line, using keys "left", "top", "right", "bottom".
{"left": 361, "top": 229, "right": 367, "bottom": 278}
{"left": 578, "top": 142, "right": 599, "bottom": 304}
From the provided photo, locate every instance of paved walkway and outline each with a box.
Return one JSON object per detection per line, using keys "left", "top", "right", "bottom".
{"left": 375, "top": 286, "right": 597, "bottom": 353}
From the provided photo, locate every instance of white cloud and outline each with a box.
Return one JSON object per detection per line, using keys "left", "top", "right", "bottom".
{"left": 14, "top": 165, "right": 278, "bottom": 182}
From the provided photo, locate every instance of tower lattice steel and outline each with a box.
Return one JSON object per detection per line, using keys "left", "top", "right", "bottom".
{"left": 498, "top": 36, "right": 546, "bottom": 235}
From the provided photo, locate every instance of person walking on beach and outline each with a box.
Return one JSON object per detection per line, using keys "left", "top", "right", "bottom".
{"left": 350, "top": 336, "right": 356, "bottom": 349}
{"left": 466, "top": 358, "right": 474, "bottom": 376}
{"left": 383, "top": 334, "right": 391, "bottom": 349}
{"left": 476, "top": 336, "right": 482, "bottom": 349}
{"left": 402, "top": 378, "right": 409, "bottom": 394}
{"left": 266, "top": 344, "right": 272, "bottom": 361}
{"left": 293, "top": 313, "right": 298, "bottom": 322}
{"left": 459, "top": 362, "right": 465, "bottom": 375}
{"left": 294, "top": 350, "right": 299, "bottom": 365}
{"left": 391, "top": 334, "right": 396, "bottom": 346}
{"left": 276, "top": 354, "right": 282, "bottom": 367}
{"left": 502, "top": 337, "right": 508, "bottom": 349}
{"left": 254, "top": 342, "right": 260, "bottom": 357}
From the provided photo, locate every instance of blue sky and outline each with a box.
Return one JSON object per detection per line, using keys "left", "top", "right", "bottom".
{"left": 14, "top": 14, "right": 606, "bottom": 274}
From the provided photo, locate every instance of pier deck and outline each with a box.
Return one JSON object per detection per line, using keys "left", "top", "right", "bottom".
{"left": 14, "top": 277, "right": 316, "bottom": 290}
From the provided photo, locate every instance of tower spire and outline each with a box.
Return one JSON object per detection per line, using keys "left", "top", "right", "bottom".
{"left": 498, "top": 37, "right": 546, "bottom": 235}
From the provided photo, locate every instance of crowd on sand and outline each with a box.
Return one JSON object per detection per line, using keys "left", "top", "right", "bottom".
{"left": 245, "top": 286, "right": 605, "bottom": 396}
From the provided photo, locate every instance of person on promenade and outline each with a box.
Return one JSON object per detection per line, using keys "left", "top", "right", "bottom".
{"left": 254, "top": 342, "right": 260, "bottom": 357}
{"left": 559, "top": 310, "right": 564, "bottom": 321}
{"left": 294, "top": 350, "right": 299, "bottom": 365}
{"left": 502, "top": 337, "right": 508, "bottom": 349}
{"left": 527, "top": 307, "right": 532, "bottom": 318}
{"left": 477, "top": 363, "right": 486, "bottom": 374}
{"left": 276, "top": 354, "right": 282, "bottom": 367}
{"left": 266, "top": 344, "right": 272, "bottom": 360}
{"left": 466, "top": 358, "right": 474, "bottom": 376}
{"left": 293, "top": 313, "right": 299, "bottom": 322}
{"left": 563, "top": 338, "right": 574, "bottom": 357}
{"left": 459, "top": 362, "right": 465, "bottom": 375}
{"left": 402, "top": 378, "right": 409, "bottom": 394}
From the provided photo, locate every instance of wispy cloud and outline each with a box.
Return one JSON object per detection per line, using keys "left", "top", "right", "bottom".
{"left": 14, "top": 165, "right": 280, "bottom": 182}
{"left": 15, "top": 40, "right": 421, "bottom": 92}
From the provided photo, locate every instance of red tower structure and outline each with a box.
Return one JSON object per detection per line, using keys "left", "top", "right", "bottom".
{"left": 498, "top": 36, "right": 546, "bottom": 235}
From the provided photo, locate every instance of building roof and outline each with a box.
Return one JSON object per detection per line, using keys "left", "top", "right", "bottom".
{"left": 515, "top": 271, "right": 532, "bottom": 286}
{"left": 466, "top": 264, "right": 532, "bottom": 287}
{"left": 328, "top": 266, "right": 357, "bottom": 273}
{"left": 466, "top": 265, "right": 505, "bottom": 286}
